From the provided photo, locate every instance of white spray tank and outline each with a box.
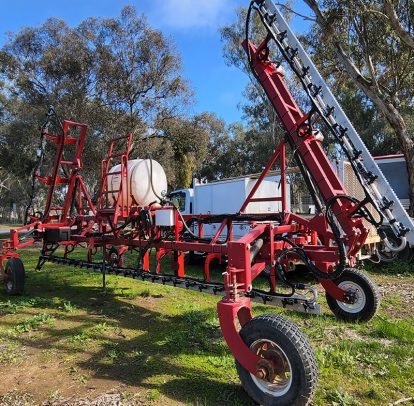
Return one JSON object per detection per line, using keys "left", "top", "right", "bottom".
{"left": 107, "top": 159, "right": 167, "bottom": 207}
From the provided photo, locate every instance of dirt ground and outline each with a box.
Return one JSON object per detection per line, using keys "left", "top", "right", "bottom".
{"left": 0, "top": 250, "right": 413, "bottom": 406}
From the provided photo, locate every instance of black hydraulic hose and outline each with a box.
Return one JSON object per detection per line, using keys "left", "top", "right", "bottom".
{"left": 147, "top": 154, "right": 164, "bottom": 203}
{"left": 245, "top": 1, "right": 257, "bottom": 74}
{"left": 285, "top": 135, "right": 324, "bottom": 213}
{"left": 275, "top": 235, "right": 344, "bottom": 280}
{"left": 326, "top": 194, "right": 382, "bottom": 228}
{"left": 173, "top": 202, "right": 229, "bottom": 244}
{"left": 69, "top": 177, "right": 79, "bottom": 217}
{"left": 90, "top": 215, "right": 135, "bottom": 238}
{"left": 24, "top": 107, "right": 55, "bottom": 224}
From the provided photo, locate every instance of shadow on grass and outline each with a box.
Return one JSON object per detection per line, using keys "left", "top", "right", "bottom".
{"left": 0, "top": 256, "right": 255, "bottom": 405}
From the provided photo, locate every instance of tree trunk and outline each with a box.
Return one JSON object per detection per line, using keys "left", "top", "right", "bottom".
{"left": 379, "top": 103, "right": 414, "bottom": 216}
{"left": 335, "top": 48, "right": 414, "bottom": 216}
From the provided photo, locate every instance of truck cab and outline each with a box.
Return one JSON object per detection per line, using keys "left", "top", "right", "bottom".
{"left": 169, "top": 188, "right": 193, "bottom": 215}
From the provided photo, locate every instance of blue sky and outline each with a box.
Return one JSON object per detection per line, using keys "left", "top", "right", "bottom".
{"left": 0, "top": 0, "right": 311, "bottom": 124}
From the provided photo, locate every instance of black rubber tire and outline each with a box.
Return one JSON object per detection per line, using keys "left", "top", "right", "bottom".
{"left": 3, "top": 257, "right": 25, "bottom": 295}
{"left": 236, "top": 314, "right": 318, "bottom": 406}
{"left": 325, "top": 268, "right": 379, "bottom": 322}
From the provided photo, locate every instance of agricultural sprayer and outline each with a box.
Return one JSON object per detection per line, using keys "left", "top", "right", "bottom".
{"left": 1, "top": 1, "right": 413, "bottom": 404}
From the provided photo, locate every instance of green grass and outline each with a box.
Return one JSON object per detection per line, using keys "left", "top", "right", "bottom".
{"left": 12, "top": 313, "right": 55, "bottom": 334}
{"left": 0, "top": 247, "right": 413, "bottom": 405}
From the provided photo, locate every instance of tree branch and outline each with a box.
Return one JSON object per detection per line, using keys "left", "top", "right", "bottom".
{"left": 304, "top": 0, "right": 373, "bottom": 90}
{"left": 352, "top": 15, "right": 381, "bottom": 92}
{"left": 274, "top": 3, "right": 317, "bottom": 22}
{"left": 384, "top": 0, "right": 414, "bottom": 49}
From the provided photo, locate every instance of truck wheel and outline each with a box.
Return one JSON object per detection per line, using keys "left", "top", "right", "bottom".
{"left": 236, "top": 314, "right": 317, "bottom": 406}
{"left": 3, "top": 257, "right": 25, "bottom": 295}
{"left": 325, "top": 268, "right": 379, "bottom": 322}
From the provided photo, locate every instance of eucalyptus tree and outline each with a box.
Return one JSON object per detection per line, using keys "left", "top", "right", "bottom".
{"left": 81, "top": 6, "right": 191, "bottom": 136}
{"left": 0, "top": 6, "right": 193, "bottom": 219}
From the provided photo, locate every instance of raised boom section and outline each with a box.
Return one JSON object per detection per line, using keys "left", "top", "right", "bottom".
{"left": 243, "top": 41, "right": 365, "bottom": 242}
{"left": 253, "top": 0, "right": 414, "bottom": 249}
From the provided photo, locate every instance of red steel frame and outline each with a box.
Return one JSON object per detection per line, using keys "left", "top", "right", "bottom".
{"left": 97, "top": 133, "right": 133, "bottom": 225}
{"left": 0, "top": 120, "right": 95, "bottom": 269}
{"left": 0, "top": 38, "right": 371, "bottom": 380}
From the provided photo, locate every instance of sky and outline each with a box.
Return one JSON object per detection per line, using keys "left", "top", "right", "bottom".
{"left": 0, "top": 0, "right": 311, "bottom": 125}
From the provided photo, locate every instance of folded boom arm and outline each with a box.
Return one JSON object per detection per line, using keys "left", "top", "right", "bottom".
{"left": 246, "top": 0, "right": 414, "bottom": 252}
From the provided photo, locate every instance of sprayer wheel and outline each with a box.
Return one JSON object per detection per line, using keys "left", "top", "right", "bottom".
{"left": 325, "top": 268, "right": 379, "bottom": 322}
{"left": 3, "top": 257, "right": 25, "bottom": 295}
{"left": 236, "top": 314, "right": 317, "bottom": 406}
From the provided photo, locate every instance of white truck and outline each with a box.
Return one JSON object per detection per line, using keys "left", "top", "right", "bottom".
{"left": 170, "top": 174, "right": 290, "bottom": 240}
{"left": 170, "top": 154, "right": 413, "bottom": 262}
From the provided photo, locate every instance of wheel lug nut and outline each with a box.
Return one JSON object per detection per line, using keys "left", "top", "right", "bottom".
{"left": 256, "top": 368, "right": 267, "bottom": 380}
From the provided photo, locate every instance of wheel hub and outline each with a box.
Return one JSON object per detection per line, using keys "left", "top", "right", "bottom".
{"left": 336, "top": 280, "right": 367, "bottom": 313}
{"left": 251, "top": 339, "right": 293, "bottom": 396}
{"left": 343, "top": 288, "right": 358, "bottom": 304}
{"left": 256, "top": 359, "right": 275, "bottom": 382}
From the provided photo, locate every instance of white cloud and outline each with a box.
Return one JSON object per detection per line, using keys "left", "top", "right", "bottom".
{"left": 154, "top": 0, "right": 237, "bottom": 29}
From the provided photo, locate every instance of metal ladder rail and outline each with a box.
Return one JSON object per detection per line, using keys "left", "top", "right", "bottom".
{"left": 97, "top": 134, "right": 133, "bottom": 219}
{"left": 254, "top": 0, "right": 414, "bottom": 248}
{"left": 35, "top": 121, "right": 88, "bottom": 223}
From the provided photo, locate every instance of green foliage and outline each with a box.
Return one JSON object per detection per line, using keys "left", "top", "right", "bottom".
{"left": 0, "top": 296, "right": 55, "bottom": 313}
{"left": 326, "top": 389, "right": 361, "bottom": 406}
{"left": 13, "top": 313, "right": 55, "bottom": 333}
{"left": 69, "top": 331, "right": 91, "bottom": 345}
{"left": 146, "top": 388, "right": 161, "bottom": 401}
{"left": 61, "top": 300, "right": 78, "bottom": 313}
{"left": 90, "top": 322, "right": 111, "bottom": 334}
{"left": 0, "top": 6, "right": 202, "bottom": 218}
